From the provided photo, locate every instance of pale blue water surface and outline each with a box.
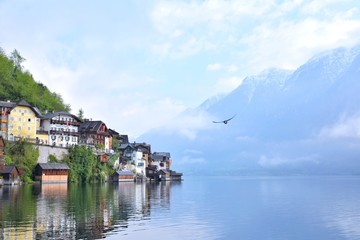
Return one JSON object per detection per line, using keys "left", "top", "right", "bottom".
{"left": 1, "top": 176, "right": 360, "bottom": 239}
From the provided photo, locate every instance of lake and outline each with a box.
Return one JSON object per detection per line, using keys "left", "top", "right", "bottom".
{"left": 1, "top": 176, "right": 360, "bottom": 239}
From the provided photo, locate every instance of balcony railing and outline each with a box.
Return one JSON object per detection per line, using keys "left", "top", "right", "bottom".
{"left": 36, "top": 130, "right": 49, "bottom": 135}
{"left": 50, "top": 129, "right": 80, "bottom": 136}
{"left": 50, "top": 119, "right": 81, "bottom": 126}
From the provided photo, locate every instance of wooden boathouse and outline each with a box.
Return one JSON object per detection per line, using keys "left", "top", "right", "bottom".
{"left": 111, "top": 170, "right": 135, "bottom": 182}
{"left": 34, "top": 163, "right": 70, "bottom": 183}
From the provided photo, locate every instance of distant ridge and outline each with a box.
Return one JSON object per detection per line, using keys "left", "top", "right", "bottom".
{"left": 140, "top": 44, "right": 360, "bottom": 175}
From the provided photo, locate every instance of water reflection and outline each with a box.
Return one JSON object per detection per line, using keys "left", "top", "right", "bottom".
{"left": 0, "top": 181, "right": 180, "bottom": 239}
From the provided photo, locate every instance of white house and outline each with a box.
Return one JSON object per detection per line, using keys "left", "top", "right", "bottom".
{"left": 132, "top": 149, "right": 146, "bottom": 176}
{"left": 41, "top": 111, "right": 82, "bottom": 148}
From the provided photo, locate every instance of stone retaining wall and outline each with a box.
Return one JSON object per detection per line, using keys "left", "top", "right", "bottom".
{"left": 37, "top": 145, "right": 69, "bottom": 163}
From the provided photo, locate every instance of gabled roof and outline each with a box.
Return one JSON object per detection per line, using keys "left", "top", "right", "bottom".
{"left": 133, "top": 143, "right": 151, "bottom": 153}
{"left": 115, "top": 170, "right": 134, "bottom": 175}
{"left": 79, "top": 120, "right": 109, "bottom": 135}
{"left": 0, "top": 101, "right": 16, "bottom": 108}
{"left": 16, "top": 99, "right": 32, "bottom": 107}
{"left": 153, "top": 152, "right": 171, "bottom": 158}
{"left": 36, "top": 163, "right": 70, "bottom": 170}
{"left": 119, "top": 135, "right": 129, "bottom": 144}
{"left": 16, "top": 100, "right": 43, "bottom": 117}
{"left": 119, "top": 143, "right": 134, "bottom": 150}
{"left": 0, "top": 100, "right": 43, "bottom": 117}
{"left": 152, "top": 155, "right": 165, "bottom": 162}
{"left": 108, "top": 128, "right": 119, "bottom": 137}
{"left": 43, "top": 111, "right": 82, "bottom": 122}
{"left": 1, "top": 165, "right": 18, "bottom": 174}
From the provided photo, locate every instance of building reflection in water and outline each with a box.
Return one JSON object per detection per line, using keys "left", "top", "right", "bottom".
{"left": 0, "top": 180, "right": 181, "bottom": 239}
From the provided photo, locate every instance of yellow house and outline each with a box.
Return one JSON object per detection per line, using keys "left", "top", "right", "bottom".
{"left": 7, "top": 100, "right": 40, "bottom": 142}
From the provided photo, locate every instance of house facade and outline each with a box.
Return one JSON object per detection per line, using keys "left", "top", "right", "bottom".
{"left": 79, "top": 120, "right": 112, "bottom": 152}
{"left": 0, "top": 101, "right": 15, "bottom": 139}
{"left": 2, "top": 100, "right": 41, "bottom": 142}
{"left": 152, "top": 152, "right": 171, "bottom": 170}
{"left": 41, "top": 111, "right": 82, "bottom": 147}
{"left": 118, "top": 142, "right": 151, "bottom": 176}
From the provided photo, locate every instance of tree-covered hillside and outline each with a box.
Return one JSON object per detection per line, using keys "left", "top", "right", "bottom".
{"left": 0, "top": 48, "right": 70, "bottom": 113}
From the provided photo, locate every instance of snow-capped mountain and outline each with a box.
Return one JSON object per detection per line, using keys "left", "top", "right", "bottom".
{"left": 140, "top": 45, "right": 360, "bottom": 175}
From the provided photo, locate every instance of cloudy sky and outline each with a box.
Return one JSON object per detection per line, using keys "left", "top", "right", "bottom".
{"left": 1, "top": 0, "right": 360, "bottom": 138}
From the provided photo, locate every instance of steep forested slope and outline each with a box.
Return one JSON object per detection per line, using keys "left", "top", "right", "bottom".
{"left": 0, "top": 48, "right": 70, "bottom": 113}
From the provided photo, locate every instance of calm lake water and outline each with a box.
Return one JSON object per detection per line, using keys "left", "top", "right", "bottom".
{"left": 1, "top": 176, "right": 360, "bottom": 239}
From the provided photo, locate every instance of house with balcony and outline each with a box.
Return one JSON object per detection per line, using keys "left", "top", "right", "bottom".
{"left": 41, "top": 111, "right": 82, "bottom": 147}
{"left": 0, "top": 100, "right": 15, "bottom": 139}
{"left": 79, "top": 120, "right": 112, "bottom": 152}
{"left": 118, "top": 142, "right": 151, "bottom": 176}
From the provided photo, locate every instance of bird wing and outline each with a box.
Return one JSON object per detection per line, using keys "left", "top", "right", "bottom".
{"left": 212, "top": 120, "right": 222, "bottom": 123}
{"left": 212, "top": 114, "right": 236, "bottom": 123}
{"left": 225, "top": 114, "right": 236, "bottom": 121}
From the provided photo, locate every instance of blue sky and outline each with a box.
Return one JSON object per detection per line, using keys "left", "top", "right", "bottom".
{"left": 1, "top": 0, "right": 360, "bottom": 138}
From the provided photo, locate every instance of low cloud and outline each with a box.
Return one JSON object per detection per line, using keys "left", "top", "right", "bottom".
{"left": 207, "top": 63, "right": 222, "bottom": 71}
{"left": 161, "top": 110, "right": 214, "bottom": 141}
{"left": 258, "top": 154, "right": 320, "bottom": 167}
{"left": 318, "top": 114, "right": 360, "bottom": 139}
{"left": 179, "top": 155, "right": 207, "bottom": 165}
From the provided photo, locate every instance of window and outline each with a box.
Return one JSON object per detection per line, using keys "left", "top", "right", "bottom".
{"left": 28, "top": 118, "right": 31, "bottom": 122}
{"left": 19, "top": 117, "right": 22, "bottom": 122}
{"left": 27, "top": 135, "right": 30, "bottom": 138}
{"left": 18, "top": 126, "right": 21, "bottom": 130}
{"left": 28, "top": 127, "right": 31, "bottom": 130}
{"left": 10, "top": 117, "right": 14, "bottom": 121}
{"left": 9, "top": 124, "right": 13, "bottom": 130}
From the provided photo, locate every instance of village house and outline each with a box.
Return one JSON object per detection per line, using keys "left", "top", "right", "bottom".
{"left": 34, "top": 163, "right": 70, "bottom": 183}
{"left": 41, "top": 111, "right": 82, "bottom": 147}
{"left": 0, "top": 100, "right": 42, "bottom": 142}
{"left": 0, "top": 100, "right": 14, "bottom": 139}
{"left": 152, "top": 152, "right": 172, "bottom": 170}
{"left": 150, "top": 152, "right": 171, "bottom": 171}
{"left": 118, "top": 142, "right": 151, "bottom": 176}
{"left": 79, "top": 120, "right": 112, "bottom": 152}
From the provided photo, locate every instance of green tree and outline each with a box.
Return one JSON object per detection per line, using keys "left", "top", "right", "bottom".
{"left": 112, "top": 137, "right": 119, "bottom": 152}
{"left": 66, "top": 145, "right": 97, "bottom": 183}
{"left": 77, "top": 108, "right": 84, "bottom": 121}
{"left": 10, "top": 49, "right": 25, "bottom": 79}
{"left": 5, "top": 139, "right": 39, "bottom": 183}
{"left": 0, "top": 47, "right": 71, "bottom": 113}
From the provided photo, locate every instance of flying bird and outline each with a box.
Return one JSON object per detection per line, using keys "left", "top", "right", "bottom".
{"left": 212, "top": 114, "right": 236, "bottom": 124}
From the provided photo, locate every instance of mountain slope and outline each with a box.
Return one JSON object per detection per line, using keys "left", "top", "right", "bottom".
{"left": 0, "top": 48, "right": 70, "bottom": 113}
{"left": 140, "top": 45, "right": 360, "bottom": 175}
